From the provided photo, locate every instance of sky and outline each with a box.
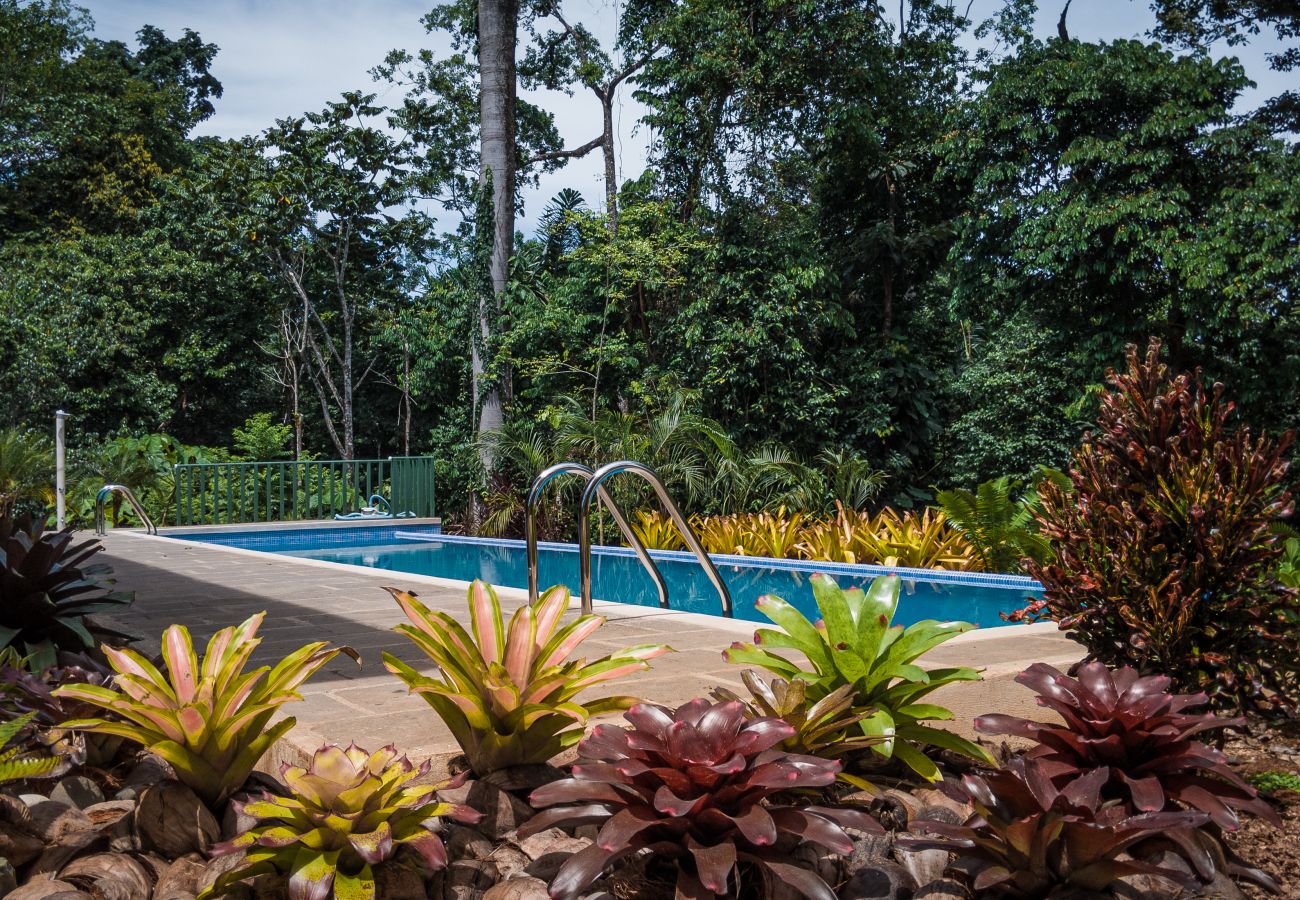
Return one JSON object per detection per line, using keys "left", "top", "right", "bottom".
{"left": 82, "top": 0, "right": 1290, "bottom": 230}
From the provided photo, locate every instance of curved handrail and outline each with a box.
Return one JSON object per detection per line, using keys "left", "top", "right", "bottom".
{"left": 95, "top": 484, "right": 157, "bottom": 536}
{"left": 578, "top": 461, "right": 733, "bottom": 618}
{"left": 526, "top": 462, "right": 669, "bottom": 609}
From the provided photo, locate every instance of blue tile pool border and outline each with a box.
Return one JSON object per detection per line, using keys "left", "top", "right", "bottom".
{"left": 384, "top": 531, "right": 1042, "bottom": 592}
{"left": 173, "top": 523, "right": 443, "bottom": 551}
{"left": 162, "top": 522, "right": 1041, "bottom": 594}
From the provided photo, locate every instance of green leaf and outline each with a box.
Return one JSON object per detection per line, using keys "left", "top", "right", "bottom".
{"left": 891, "top": 740, "right": 941, "bottom": 782}
{"left": 903, "top": 723, "right": 996, "bottom": 765}
{"left": 333, "top": 864, "right": 376, "bottom": 900}
{"left": 811, "top": 574, "right": 857, "bottom": 647}
{"left": 860, "top": 707, "right": 896, "bottom": 757}
{"left": 895, "top": 703, "right": 955, "bottom": 722}
{"left": 752, "top": 595, "right": 833, "bottom": 671}
{"left": 722, "top": 644, "right": 804, "bottom": 679}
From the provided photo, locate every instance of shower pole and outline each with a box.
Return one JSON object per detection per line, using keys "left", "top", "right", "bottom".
{"left": 55, "top": 410, "right": 67, "bottom": 530}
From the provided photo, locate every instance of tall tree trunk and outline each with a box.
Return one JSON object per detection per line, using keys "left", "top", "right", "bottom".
{"left": 289, "top": 361, "right": 303, "bottom": 461}
{"left": 401, "top": 342, "right": 412, "bottom": 456}
{"left": 342, "top": 316, "right": 355, "bottom": 460}
{"left": 881, "top": 169, "right": 899, "bottom": 338}
{"left": 475, "top": 0, "right": 517, "bottom": 462}
{"left": 601, "top": 92, "right": 618, "bottom": 232}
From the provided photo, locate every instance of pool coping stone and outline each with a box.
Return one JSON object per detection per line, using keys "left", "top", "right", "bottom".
{"left": 97, "top": 528, "right": 1082, "bottom": 782}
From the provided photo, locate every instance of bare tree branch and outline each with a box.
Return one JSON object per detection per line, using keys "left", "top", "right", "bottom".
{"left": 522, "top": 134, "right": 605, "bottom": 167}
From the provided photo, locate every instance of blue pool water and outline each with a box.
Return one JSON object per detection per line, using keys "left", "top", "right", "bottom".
{"left": 175, "top": 524, "right": 1043, "bottom": 629}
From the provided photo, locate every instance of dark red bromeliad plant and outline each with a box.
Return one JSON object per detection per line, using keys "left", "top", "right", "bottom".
{"left": 976, "top": 661, "right": 1280, "bottom": 890}
{"left": 978, "top": 661, "right": 1277, "bottom": 827}
{"left": 1016, "top": 340, "right": 1299, "bottom": 713}
{"left": 900, "top": 758, "right": 1216, "bottom": 898}
{"left": 520, "top": 699, "right": 881, "bottom": 900}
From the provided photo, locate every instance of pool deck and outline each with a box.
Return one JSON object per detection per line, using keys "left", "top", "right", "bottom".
{"left": 95, "top": 528, "right": 1083, "bottom": 777}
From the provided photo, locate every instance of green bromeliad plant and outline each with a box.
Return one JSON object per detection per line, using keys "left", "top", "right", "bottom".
{"left": 56, "top": 613, "right": 356, "bottom": 806}
{"left": 724, "top": 573, "right": 992, "bottom": 781}
{"left": 383, "top": 580, "right": 672, "bottom": 776}
{"left": 711, "top": 671, "right": 883, "bottom": 759}
{"left": 201, "top": 743, "right": 480, "bottom": 900}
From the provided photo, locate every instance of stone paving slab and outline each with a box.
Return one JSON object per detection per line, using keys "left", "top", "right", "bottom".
{"left": 94, "top": 529, "right": 1081, "bottom": 776}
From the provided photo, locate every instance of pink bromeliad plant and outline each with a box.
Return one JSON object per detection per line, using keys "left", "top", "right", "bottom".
{"left": 974, "top": 660, "right": 1281, "bottom": 891}
{"left": 56, "top": 613, "right": 356, "bottom": 806}
{"left": 521, "top": 699, "right": 882, "bottom": 900}
{"left": 383, "top": 580, "right": 673, "bottom": 776}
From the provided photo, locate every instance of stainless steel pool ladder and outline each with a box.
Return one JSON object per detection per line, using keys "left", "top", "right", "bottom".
{"left": 525, "top": 460, "right": 733, "bottom": 618}
{"left": 94, "top": 484, "right": 157, "bottom": 536}
{"left": 526, "top": 463, "right": 668, "bottom": 609}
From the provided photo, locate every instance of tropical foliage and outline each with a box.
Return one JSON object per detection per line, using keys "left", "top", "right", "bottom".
{"left": 900, "top": 758, "right": 1216, "bottom": 897}
{"left": 56, "top": 613, "right": 355, "bottom": 805}
{"left": 710, "top": 672, "right": 881, "bottom": 759}
{"left": 723, "top": 574, "right": 991, "bottom": 781}
{"left": 631, "top": 506, "right": 982, "bottom": 570}
{"left": 935, "top": 474, "right": 1053, "bottom": 573}
{"left": 0, "top": 514, "right": 135, "bottom": 671}
{"left": 0, "top": 711, "right": 61, "bottom": 784}
{"left": 202, "top": 743, "right": 480, "bottom": 900}
{"left": 1278, "top": 535, "right": 1300, "bottom": 589}
{"left": 0, "top": 429, "right": 52, "bottom": 520}
{"left": 481, "top": 396, "right": 888, "bottom": 539}
{"left": 0, "top": 651, "right": 122, "bottom": 765}
{"left": 976, "top": 662, "right": 1278, "bottom": 830}
{"left": 1019, "top": 341, "right": 1300, "bottom": 713}
{"left": 2, "top": 1, "right": 1298, "bottom": 529}
{"left": 69, "top": 432, "right": 226, "bottom": 528}
{"left": 520, "top": 699, "right": 881, "bottom": 900}
{"left": 383, "top": 580, "right": 672, "bottom": 775}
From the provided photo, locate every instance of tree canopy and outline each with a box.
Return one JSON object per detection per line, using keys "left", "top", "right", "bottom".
{"left": 1, "top": 0, "right": 1295, "bottom": 523}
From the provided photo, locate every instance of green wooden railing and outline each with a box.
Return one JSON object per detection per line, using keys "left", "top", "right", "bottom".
{"left": 171, "top": 456, "right": 435, "bottom": 526}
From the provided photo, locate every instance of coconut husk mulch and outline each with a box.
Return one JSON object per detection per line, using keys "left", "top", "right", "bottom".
{"left": 1223, "top": 717, "right": 1300, "bottom": 900}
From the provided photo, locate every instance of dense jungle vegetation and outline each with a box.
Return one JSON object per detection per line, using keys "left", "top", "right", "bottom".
{"left": 1, "top": 0, "right": 1297, "bottom": 526}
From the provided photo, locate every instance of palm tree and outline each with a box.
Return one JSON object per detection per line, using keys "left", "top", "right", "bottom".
{"left": 71, "top": 436, "right": 162, "bottom": 527}
{"left": 817, "top": 448, "right": 887, "bottom": 512}
{"left": 552, "top": 392, "right": 719, "bottom": 508}
{"left": 0, "top": 428, "right": 52, "bottom": 520}
{"left": 477, "top": 419, "right": 559, "bottom": 537}
{"left": 478, "top": 390, "right": 891, "bottom": 536}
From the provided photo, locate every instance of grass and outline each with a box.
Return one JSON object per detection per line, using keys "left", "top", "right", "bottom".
{"left": 1247, "top": 771, "right": 1300, "bottom": 796}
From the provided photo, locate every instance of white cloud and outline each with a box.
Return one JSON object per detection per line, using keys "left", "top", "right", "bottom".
{"left": 83, "top": 0, "right": 652, "bottom": 229}
{"left": 82, "top": 0, "right": 1290, "bottom": 231}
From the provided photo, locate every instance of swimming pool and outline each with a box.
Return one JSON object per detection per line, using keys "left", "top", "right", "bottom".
{"left": 174, "top": 523, "right": 1043, "bottom": 629}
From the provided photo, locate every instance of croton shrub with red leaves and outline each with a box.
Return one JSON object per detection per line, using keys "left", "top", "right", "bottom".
{"left": 520, "top": 699, "right": 881, "bottom": 900}
{"left": 1018, "top": 339, "right": 1299, "bottom": 713}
